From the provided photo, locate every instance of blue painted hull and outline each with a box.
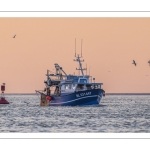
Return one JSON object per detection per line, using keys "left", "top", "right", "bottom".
{"left": 49, "top": 89, "right": 104, "bottom": 106}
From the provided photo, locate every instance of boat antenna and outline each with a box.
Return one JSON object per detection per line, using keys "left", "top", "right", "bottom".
{"left": 86, "top": 64, "right": 87, "bottom": 75}
{"left": 81, "top": 39, "right": 82, "bottom": 57}
{"left": 79, "top": 64, "right": 80, "bottom": 76}
{"left": 75, "top": 38, "right": 76, "bottom": 57}
{"left": 89, "top": 66, "right": 91, "bottom": 76}
{"left": 74, "top": 39, "right": 86, "bottom": 77}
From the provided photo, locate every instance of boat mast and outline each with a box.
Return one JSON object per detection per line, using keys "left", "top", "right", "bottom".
{"left": 75, "top": 38, "right": 76, "bottom": 57}
{"left": 74, "top": 39, "right": 87, "bottom": 77}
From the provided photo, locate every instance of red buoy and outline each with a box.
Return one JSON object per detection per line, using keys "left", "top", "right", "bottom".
{"left": 1, "top": 85, "right": 5, "bottom": 92}
{"left": 46, "top": 96, "right": 52, "bottom": 101}
{"left": 0, "top": 83, "right": 9, "bottom": 104}
{"left": 0, "top": 97, "right": 9, "bottom": 104}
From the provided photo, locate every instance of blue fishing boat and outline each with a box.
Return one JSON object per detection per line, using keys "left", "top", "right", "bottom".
{"left": 36, "top": 40, "right": 105, "bottom": 106}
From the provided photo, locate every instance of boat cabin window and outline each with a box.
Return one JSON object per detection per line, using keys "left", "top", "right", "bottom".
{"left": 61, "top": 84, "right": 77, "bottom": 92}
{"left": 94, "top": 85, "right": 98, "bottom": 89}
{"left": 79, "top": 79, "right": 87, "bottom": 84}
{"left": 76, "top": 84, "right": 102, "bottom": 91}
{"left": 65, "top": 84, "right": 71, "bottom": 90}
{"left": 86, "top": 84, "right": 92, "bottom": 90}
{"left": 76, "top": 84, "right": 84, "bottom": 91}
{"left": 98, "top": 85, "right": 101, "bottom": 89}
{"left": 72, "top": 84, "right": 76, "bottom": 90}
{"left": 92, "top": 84, "right": 101, "bottom": 89}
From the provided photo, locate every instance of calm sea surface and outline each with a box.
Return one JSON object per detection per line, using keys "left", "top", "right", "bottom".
{"left": 0, "top": 94, "right": 150, "bottom": 133}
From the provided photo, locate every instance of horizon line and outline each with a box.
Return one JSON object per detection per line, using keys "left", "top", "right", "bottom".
{"left": 3, "top": 93, "right": 150, "bottom": 95}
{"left": 1, "top": 11, "right": 150, "bottom": 12}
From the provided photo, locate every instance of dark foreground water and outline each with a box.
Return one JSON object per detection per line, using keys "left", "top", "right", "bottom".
{"left": 0, "top": 94, "right": 150, "bottom": 133}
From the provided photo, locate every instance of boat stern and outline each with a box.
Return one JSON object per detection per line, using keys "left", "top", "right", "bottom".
{"left": 40, "top": 93, "right": 50, "bottom": 106}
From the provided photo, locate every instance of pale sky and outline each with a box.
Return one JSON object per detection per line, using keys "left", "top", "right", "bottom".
{"left": 1, "top": 18, "right": 150, "bottom": 93}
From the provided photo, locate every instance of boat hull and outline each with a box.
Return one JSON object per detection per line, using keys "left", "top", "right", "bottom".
{"left": 49, "top": 89, "right": 104, "bottom": 106}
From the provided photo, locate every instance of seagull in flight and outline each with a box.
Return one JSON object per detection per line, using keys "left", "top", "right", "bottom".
{"left": 132, "top": 60, "right": 136, "bottom": 66}
{"left": 13, "top": 35, "right": 16, "bottom": 38}
{"left": 148, "top": 60, "right": 150, "bottom": 66}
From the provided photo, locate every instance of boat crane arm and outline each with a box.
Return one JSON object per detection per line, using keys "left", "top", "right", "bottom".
{"left": 54, "top": 63, "right": 67, "bottom": 76}
{"left": 59, "top": 67, "right": 67, "bottom": 76}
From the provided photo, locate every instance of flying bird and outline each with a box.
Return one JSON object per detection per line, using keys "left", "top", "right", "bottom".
{"left": 132, "top": 60, "right": 136, "bottom": 66}
{"left": 13, "top": 35, "right": 16, "bottom": 38}
{"left": 148, "top": 60, "right": 150, "bottom": 66}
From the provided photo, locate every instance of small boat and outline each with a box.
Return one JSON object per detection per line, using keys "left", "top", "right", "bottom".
{"left": 36, "top": 41, "right": 105, "bottom": 106}
{"left": 0, "top": 83, "right": 9, "bottom": 104}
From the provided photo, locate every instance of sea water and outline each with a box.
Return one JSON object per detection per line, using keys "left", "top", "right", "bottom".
{"left": 0, "top": 94, "right": 150, "bottom": 133}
